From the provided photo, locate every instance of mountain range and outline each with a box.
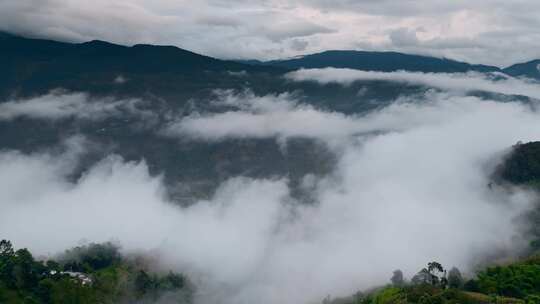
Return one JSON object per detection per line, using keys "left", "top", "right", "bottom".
{"left": 2, "top": 31, "right": 540, "bottom": 102}
{"left": 244, "top": 49, "right": 539, "bottom": 78}
{"left": 1, "top": 32, "right": 539, "bottom": 203}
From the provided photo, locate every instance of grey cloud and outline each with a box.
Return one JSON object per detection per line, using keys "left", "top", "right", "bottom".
{"left": 0, "top": 0, "right": 334, "bottom": 60}
{"left": 297, "top": 0, "right": 462, "bottom": 16}
{"left": 300, "top": 0, "right": 537, "bottom": 17}
{"left": 0, "top": 91, "right": 152, "bottom": 121}
{"left": 2, "top": 0, "right": 540, "bottom": 63}
{"left": 195, "top": 15, "right": 242, "bottom": 28}
{"left": 258, "top": 20, "right": 335, "bottom": 42}
{"left": 0, "top": 0, "right": 172, "bottom": 44}
{"left": 289, "top": 38, "right": 309, "bottom": 51}
{"left": 389, "top": 28, "right": 420, "bottom": 47}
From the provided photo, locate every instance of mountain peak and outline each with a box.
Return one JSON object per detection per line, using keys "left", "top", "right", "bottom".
{"left": 79, "top": 39, "right": 125, "bottom": 48}
{"left": 503, "top": 60, "right": 540, "bottom": 79}
{"left": 259, "top": 50, "right": 500, "bottom": 74}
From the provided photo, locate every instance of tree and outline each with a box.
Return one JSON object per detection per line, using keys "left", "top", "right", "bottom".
{"left": 427, "top": 262, "right": 445, "bottom": 287}
{"left": 0, "top": 240, "right": 195, "bottom": 304}
{"left": 463, "top": 279, "right": 480, "bottom": 292}
{"left": 162, "top": 271, "right": 186, "bottom": 290}
{"left": 46, "top": 260, "right": 61, "bottom": 273}
{"left": 0, "top": 240, "right": 16, "bottom": 288}
{"left": 447, "top": 267, "right": 463, "bottom": 289}
{"left": 391, "top": 269, "right": 405, "bottom": 287}
{"left": 427, "top": 262, "right": 444, "bottom": 274}
{"left": 412, "top": 262, "right": 446, "bottom": 287}
{"left": 134, "top": 270, "right": 153, "bottom": 297}
{"left": 526, "top": 294, "right": 540, "bottom": 304}
{"left": 12, "top": 248, "right": 39, "bottom": 290}
{"left": 411, "top": 269, "right": 431, "bottom": 285}
{"left": 0, "top": 240, "right": 14, "bottom": 257}
{"left": 60, "top": 242, "right": 121, "bottom": 272}
{"left": 440, "top": 271, "right": 448, "bottom": 290}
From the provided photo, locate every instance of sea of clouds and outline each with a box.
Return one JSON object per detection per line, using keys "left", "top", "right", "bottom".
{"left": 1, "top": 70, "right": 540, "bottom": 304}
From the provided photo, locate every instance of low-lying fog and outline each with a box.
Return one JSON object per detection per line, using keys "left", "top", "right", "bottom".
{"left": 2, "top": 70, "right": 540, "bottom": 304}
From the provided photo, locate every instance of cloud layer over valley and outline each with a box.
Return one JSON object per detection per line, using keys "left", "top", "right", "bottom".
{"left": 287, "top": 68, "right": 540, "bottom": 99}
{"left": 2, "top": 75, "right": 540, "bottom": 304}
{"left": 4, "top": 1, "right": 540, "bottom": 302}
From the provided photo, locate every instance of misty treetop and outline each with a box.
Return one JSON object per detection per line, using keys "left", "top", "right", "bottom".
{"left": 0, "top": 240, "right": 193, "bottom": 304}
{"left": 330, "top": 259, "right": 540, "bottom": 304}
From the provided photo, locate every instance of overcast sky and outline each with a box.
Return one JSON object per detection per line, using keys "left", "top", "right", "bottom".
{"left": 1, "top": 0, "right": 540, "bottom": 66}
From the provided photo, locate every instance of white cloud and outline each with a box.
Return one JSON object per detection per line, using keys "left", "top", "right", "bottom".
{"left": 0, "top": 91, "right": 150, "bottom": 121}
{"left": 3, "top": 90, "right": 540, "bottom": 303}
{"left": 163, "top": 90, "right": 359, "bottom": 143}
{"left": 114, "top": 75, "right": 128, "bottom": 84}
{"left": 164, "top": 84, "right": 540, "bottom": 145}
{"left": 287, "top": 68, "right": 540, "bottom": 99}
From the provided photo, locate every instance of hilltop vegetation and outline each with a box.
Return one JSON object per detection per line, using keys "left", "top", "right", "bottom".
{"left": 495, "top": 141, "right": 540, "bottom": 251}
{"left": 0, "top": 240, "right": 193, "bottom": 304}
{"left": 10, "top": 239, "right": 540, "bottom": 304}
{"left": 330, "top": 258, "right": 540, "bottom": 304}
{"left": 496, "top": 142, "right": 540, "bottom": 188}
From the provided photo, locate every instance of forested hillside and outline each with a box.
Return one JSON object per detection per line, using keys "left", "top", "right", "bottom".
{"left": 0, "top": 241, "right": 193, "bottom": 303}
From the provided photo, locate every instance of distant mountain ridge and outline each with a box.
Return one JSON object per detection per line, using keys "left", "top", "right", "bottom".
{"left": 0, "top": 31, "right": 285, "bottom": 100}
{"left": 503, "top": 60, "right": 540, "bottom": 80}
{"left": 0, "top": 31, "right": 253, "bottom": 73}
{"left": 242, "top": 50, "right": 540, "bottom": 80}
{"left": 3, "top": 31, "right": 540, "bottom": 82}
{"left": 244, "top": 50, "right": 501, "bottom": 74}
